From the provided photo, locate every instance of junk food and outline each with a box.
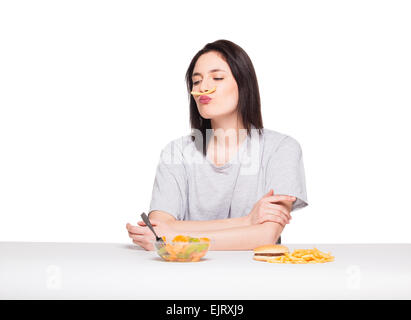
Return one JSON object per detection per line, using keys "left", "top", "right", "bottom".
{"left": 253, "top": 245, "right": 289, "bottom": 262}
{"left": 190, "top": 87, "right": 216, "bottom": 96}
{"left": 253, "top": 245, "right": 334, "bottom": 264}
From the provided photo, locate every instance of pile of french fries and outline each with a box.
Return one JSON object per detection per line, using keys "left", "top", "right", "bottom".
{"left": 268, "top": 248, "right": 334, "bottom": 264}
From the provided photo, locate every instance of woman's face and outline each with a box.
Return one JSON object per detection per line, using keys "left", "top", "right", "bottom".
{"left": 191, "top": 51, "right": 239, "bottom": 120}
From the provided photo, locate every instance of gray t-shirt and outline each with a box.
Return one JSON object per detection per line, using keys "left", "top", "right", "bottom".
{"left": 148, "top": 127, "right": 308, "bottom": 221}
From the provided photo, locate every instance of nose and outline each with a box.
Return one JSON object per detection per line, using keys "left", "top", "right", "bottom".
{"left": 198, "top": 77, "right": 212, "bottom": 93}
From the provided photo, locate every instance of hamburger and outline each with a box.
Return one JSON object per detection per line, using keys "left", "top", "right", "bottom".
{"left": 253, "top": 244, "right": 289, "bottom": 262}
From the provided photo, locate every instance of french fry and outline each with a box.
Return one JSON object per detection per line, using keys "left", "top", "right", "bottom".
{"left": 190, "top": 87, "right": 217, "bottom": 96}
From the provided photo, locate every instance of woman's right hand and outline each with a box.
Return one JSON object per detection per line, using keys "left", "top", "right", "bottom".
{"left": 246, "top": 189, "right": 296, "bottom": 227}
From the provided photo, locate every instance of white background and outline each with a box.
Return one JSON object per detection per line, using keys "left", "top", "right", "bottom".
{"left": 0, "top": 0, "right": 410, "bottom": 244}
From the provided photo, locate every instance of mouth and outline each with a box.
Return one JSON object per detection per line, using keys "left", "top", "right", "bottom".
{"left": 199, "top": 95, "right": 212, "bottom": 104}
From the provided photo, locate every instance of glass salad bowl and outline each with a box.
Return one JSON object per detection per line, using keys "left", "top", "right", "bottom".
{"left": 153, "top": 235, "right": 211, "bottom": 262}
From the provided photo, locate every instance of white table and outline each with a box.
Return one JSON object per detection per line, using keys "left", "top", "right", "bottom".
{"left": 1, "top": 242, "right": 410, "bottom": 299}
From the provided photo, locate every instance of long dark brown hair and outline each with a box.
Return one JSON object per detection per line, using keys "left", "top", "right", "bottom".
{"left": 185, "top": 39, "right": 263, "bottom": 156}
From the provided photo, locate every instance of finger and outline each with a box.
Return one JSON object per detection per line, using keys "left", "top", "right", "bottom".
{"left": 129, "top": 232, "right": 155, "bottom": 243}
{"left": 132, "top": 239, "right": 149, "bottom": 250}
{"left": 259, "top": 215, "right": 286, "bottom": 227}
{"left": 132, "top": 237, "right": 155, "bottom": 248}
{"left": 128, "top": 230, "right": 139, "bottom": 237}
{"left": 126, "top": 223, "right": 140, "bottom": 232}
{"left": 264, "top": 195, "right": 296, "bottom": 203}
{"left": 133, "top": 239, "right": 154, "bottom": 251}
{"left": 272, "top": 212, "right": 289, "bottom": 226}
{"left": 126, "top": 222, "right": 136, "bottom": 229}
{"left": 137, "top": 221, "right": 146, "bottom": 226}
{"left": 263, "top": 189, "right": 274, "bottom": 198}
{"left": 262, "top": 209, "right": 290, "bottom": 225}
{"left": 262, "top": 205, "right": 291, "bottom": 221}
{"left": 265, "top": 203, "right": 292, "bottom": 220}
{"left": 129, "top": 233, "right": 145, "bottom": 241}
{"left": 127, "top": 224, "right": 148, "bottom": 235}
{"left": 132, "top": 239, "right": 143, "bottom": 246}
{"left": 258, "top": 215, "right": 284, "bottom": 226}
{"left": 128, "top": 231, "right": 153, "bottom": 243}
{"left": 267, "top": 212, "right": 289, "bottom": 226}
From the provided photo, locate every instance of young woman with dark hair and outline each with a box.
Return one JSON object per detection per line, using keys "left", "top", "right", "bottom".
{"left": 126, "top": 40, "right": 308, "bottom": 250}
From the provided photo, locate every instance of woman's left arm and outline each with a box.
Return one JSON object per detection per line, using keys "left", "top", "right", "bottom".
{"left": 127, "top": 200, "right": 293, "bottom": 250}
{"left": 185, "top": 221, "right": 284, "bottom": 250}
{"left": 190, "top": 200, "right": 293, "bottom": 250}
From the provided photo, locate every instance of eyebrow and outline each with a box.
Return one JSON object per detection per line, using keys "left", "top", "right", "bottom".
{"left": 192, "top": 69, "right": 227, "bottom": 78}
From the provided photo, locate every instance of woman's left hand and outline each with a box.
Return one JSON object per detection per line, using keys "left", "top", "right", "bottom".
{"left": 126, "top": 219, "right": 176, "bottom": 251}
{"left": 246, "top": 189, "right": 295, "bottom": 227}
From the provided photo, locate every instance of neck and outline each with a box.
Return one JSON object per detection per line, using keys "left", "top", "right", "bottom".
{"left": 210, "top": 112, "right": 247, "bottom": 148}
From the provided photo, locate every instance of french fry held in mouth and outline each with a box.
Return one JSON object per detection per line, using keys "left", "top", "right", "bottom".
{"left": 191, "top": 87, "right": 216, "bottom": 96}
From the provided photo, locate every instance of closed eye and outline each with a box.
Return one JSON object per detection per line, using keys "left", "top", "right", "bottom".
{"left": 193, "top": 78, "right": 224, "bottom": 85}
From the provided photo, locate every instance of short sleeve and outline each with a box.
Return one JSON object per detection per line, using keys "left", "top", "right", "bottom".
{"left": 265, "top": 135, "right": 308, "bottom": 212}
{"left": 148, "top": 142, "right": 187, "bottom": 220}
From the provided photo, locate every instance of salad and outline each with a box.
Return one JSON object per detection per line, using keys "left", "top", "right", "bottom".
{"left": 154, "top": 235, "right": 210, "bottom": 262}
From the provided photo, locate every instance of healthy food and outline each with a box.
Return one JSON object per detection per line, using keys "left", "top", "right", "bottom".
{"left": 155, "top": 235, "right": 210, "bottom": 262}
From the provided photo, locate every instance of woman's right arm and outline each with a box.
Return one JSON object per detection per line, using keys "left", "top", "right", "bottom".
{"left": 147, "top": 191, "right": 295, "bottom": 232}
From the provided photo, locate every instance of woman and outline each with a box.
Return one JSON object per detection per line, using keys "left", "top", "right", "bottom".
{"left": 126, "top": 39, "right": 308, "bottom": 250}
